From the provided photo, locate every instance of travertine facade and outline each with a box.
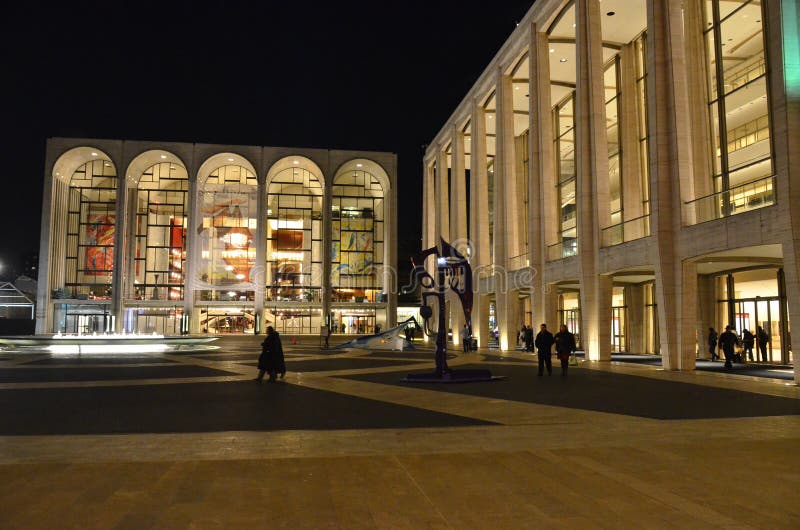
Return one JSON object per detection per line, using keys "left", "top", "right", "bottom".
{"left": 422, "top": 0, "right": 800, "bottom": 381}
{"left": 38, "top": 138, "right": 397, "bottom": 336}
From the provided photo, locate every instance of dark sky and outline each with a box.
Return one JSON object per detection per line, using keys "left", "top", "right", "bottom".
{"left": 0, "top": 1, "right": 533, "bottom": 280}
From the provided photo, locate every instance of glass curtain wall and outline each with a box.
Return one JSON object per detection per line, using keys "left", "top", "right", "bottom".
{"left": 266, "top": 167, "right": 323, "bottom": 302}
{"left": 331, "top": 170, "right": 384, "bottom": 302}
{"left": 132, "top": 162, "right": 188, "bottom": 301}
{"left": 65, "top": 159, "right": 117, "bottom": 299}
{"left": 704, "top": 0, "right": 774, "bottom": 217}
{"left": 196, "top": 165, "right": 257, "bottom": 301}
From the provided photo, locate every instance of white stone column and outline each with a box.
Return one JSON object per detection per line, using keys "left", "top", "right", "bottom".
{"left": 495, "top": 70, "right": 523, "bottom": 350}
{"left": 185, "top": 172, "right": 200, "bottom": 333}
{"left": 435, "top": 147, "right": 450, "bottom": 244}
{"left": 111, "top": 168, "right": 127, "bottom": 332}
{"left": 470, "top": 104, "right": 491, "bottom": 348}
{"left": 575, "top": 0, "right": 611, "bottom": 361}
{"left": 648, "top": 0, "right": 697, "bottom": 370}
{"left": 254, "top": 174, "right": 268, "bottom": 334}
{"left": 619, "top": 44, "right": 645, "bottom": 233}
{"left": 767, "top": 0, "right": 800, "bottom": 380}
{"left": 450, "top": 125, "right": 467, "bottom": 345}
{"left": 527, "top": 24, "right": 556, "bottom": 327}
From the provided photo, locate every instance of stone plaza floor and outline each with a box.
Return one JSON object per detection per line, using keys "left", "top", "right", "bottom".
{"left": 0, "top": 336, "right": 798, "bottom": 528}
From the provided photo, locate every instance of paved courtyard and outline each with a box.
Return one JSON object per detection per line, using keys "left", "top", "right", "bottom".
{"left": 1, "top": 336, "right": 798, "bottom": 528}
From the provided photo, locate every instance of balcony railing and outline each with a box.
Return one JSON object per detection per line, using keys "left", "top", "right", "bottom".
{"left": 685, "top": 175, "right": 775, "bottom": 225}
{"left": 506, "top": 253, "right": 529, "bottom": 272}
{"left": 547, "top": 240, "right": 578, "bottom": 261}
{"left": 601, "top": 214, "right": 651, "bottom": 247}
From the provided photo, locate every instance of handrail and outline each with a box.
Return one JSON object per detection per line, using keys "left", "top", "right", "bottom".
{"left": 685, "top": 175, "right": 775, "bottom": 225}
{"left": 601, "top": 213, "right": 651, "bottom": 247}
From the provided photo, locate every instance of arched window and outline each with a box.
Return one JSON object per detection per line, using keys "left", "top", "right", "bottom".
{"left": 266, "top": 166, "right": 323, "bottom": 302}
{"left": 331, "top": 169, "right": 384, "bottom": 302}
{"left": 197, "top": 165, "right": 257, "bottom": 300}
{"left": 133, "top": 162, "right": 189, "bottom": 301}
{"left": 65, "top": 159, "right": 117, "bottom": 298}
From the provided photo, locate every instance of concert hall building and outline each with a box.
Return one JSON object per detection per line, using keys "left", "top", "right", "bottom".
{"left": 422, "top": 0, "right": 799, "bottom": 381}
{"left": 37, "top": 138, "right": 397, "bottom": 336}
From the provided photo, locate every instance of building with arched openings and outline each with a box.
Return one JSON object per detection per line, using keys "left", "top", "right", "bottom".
{"left": 38, "top": 138, "right": 397, "bottom": 336}
{"left": 422, "top": 0, "right": 800, "bottom": 382}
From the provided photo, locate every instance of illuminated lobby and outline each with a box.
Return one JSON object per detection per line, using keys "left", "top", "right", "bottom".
{"left": 36, "top": 139, "right": 397, "bottom": 337}
{"left": 422, "top": 0, "right": 800, "bottom": 382}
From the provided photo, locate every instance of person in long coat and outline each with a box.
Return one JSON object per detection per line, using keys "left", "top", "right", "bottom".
{"left": 534, "top": 323, "right": 555, "bottom": 376}
{"left": 554, "top": 324, "right": 577, "bottom": 376}
{"left": 256, "top": 326, "right": 286, "bottom": 382}
{"left": 718, "top": 325, "right": 740, "bottom": 370}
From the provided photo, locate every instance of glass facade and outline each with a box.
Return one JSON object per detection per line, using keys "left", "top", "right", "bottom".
{"left": 197, "top": 165, "right": 258, "bottom": 302}
{"left": 132, "top": 162, "right": 188, "bottom": 301}
{"left": 703, "top": 0, "right": 774, "bottom": 218}
{"left": 64, "top": 159, "right": 117, "bottom": 299}
{"left": 554, "top": 95, "right": 577, "bottom": 258}
{"left": 266, "top": 166, "right": 323, "bottom": 303}
{"left": 331, "top": 169, "right": 384, "bottom": 302}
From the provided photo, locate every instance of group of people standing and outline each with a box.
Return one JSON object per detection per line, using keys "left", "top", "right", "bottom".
{"left": 708, "top": 325, "right": 770, "bottom": 369}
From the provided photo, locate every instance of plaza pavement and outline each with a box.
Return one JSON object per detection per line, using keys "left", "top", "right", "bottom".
{"left": 0, "top": 336, "right": 798, "bottom": 529}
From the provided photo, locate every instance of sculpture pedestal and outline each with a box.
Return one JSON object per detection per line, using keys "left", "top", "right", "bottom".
{"left": 402, "top": 369, "right": 502, "bottom": 383}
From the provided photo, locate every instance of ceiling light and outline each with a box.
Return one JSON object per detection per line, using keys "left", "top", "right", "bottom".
{"left": 160, "top": 154, "right": 167, "bottom": 159}
{"left": 572, "top": 23, "right": 576, "bottom": 27}
{"left": 514, "top": 86, "right": 519, "bottom": 90}
{"left": 227, "top": 158, "right": 234, "bottom": 162}
{"left": 550, "top": 48, "right": 555, "bottom": 53}
{"left": 91, "top": 152, "right": 98, "bottom": 156}
{"left": 356, "top": 163, "right": 363, "bottom": 167}
{"left": 293, "top": 160, "right": 299, "bottom": 164}
{"left": 560, "top": 58, "right": 568, "bottom": 63}
{"left": 104, "top": 163, "right": 110, "bottom": 167}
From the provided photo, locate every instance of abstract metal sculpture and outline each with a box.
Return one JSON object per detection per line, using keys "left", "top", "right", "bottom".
{"left": 405, "top": 238, "right": 494, "bottom": 383}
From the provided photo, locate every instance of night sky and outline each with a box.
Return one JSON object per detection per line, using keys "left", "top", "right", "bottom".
{"left": 1, "top": 1, "right": 533, "bottom": 280}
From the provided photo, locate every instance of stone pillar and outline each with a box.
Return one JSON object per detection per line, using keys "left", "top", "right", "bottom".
{"left": 111, "top": 168, "right": 127, "bottom": 332}
{"left": 545, "top": 285, "right": 559, "bottom": 332}
{"left": 624, "top": 284, "right": 643, "bottom": 354}
{"left": 619, "top": 44, "right": 645, "bottom": 233}
{"left": 575, "top": 0, "right": 611, "bottom": 361}
{"left": 254, "top": 175, "right": 267, "bottom": 334}
{"left": 435, "top": 147, "right": 450, "bottom": 244}
{"left": 450, "top": 126, "right": 467, "bottom": 345}
{"left": 683, "top": 0, "right": 714, "bottom": 213}
{"left": 494, "top": 70, "right": 520, "bottom": 350}
{"left": 322, "top": 164, "right": 333, "bottom": 332}
{"left": 185, "top": 171, "right": 201, "bottom": 333}
{"left": 767, "top": 0, "right": 800, "bottom": 380}
{"left": 696, "top": 274, "right": 716, "bottom": 359}
{"left": 648, "top": 0, "right": 697, "bottom": 371}
{"left": 470, "top": 104, "right": 491, "bottom": 348}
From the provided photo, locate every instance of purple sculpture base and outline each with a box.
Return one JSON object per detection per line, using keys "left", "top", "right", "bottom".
{"left": 402, "top": 369, "right": 502, "bottom": 384}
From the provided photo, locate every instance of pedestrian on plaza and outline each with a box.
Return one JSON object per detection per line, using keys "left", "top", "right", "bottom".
{"left": 756, "top": 326, "right": 769, "bottom": 362}
{"left": 708, "top": 327, "right": 719, "bottom": 361}
{"left": 524, "top": 325, "right": 534, "bottom": 352}
{"left": 741, "top": 328, "right": 755, "bottom": 362}
{"left": 718, "top": 325, "right": 740, "bottom": 370}
{"left": 534, "top": 323, "right": 555, "bottom": 376}
{"left": 554, "top": 324, "right": 577, "bottom": 376}
{"left": 460, "top": 324, "right": 470, "bottom": 353}
{"left": 255, "top": 325, "right": 286, "bottom": 382}
{"left": 519, "top": 326, "right": 526, "bottom": 349}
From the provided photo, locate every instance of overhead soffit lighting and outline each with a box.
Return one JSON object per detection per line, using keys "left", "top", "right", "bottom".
{"left": 560, "top": 58, "right": 568, "bottom": 63}
{"left": 91, "top": 152, "right": 98, "bottom": 156}
{"left": 160, "top": 154, "right": 167, "bottom": 159}
{"left": 227, "top": 157, "right": 235, "bottom": 162}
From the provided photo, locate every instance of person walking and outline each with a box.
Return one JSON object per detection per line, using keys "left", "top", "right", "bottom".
{"left": 756, "top": 326, "right": 769, "bottom": 362}
{"left": 708, "top": 327, "right": 719, "bottom": 361}
{"left": 524, "top": 324, "right": 534, "bottom": 352}
{"left": 255, "top": 325, "right": 286, "bottom": 382}
{"left": 741, "top": 328, "right": 755, "bottom": 362}
{"left": 718, "top": 325, "right": 740, "bottom": 370}
{"left": 534, "top": 323, "right": 555, "bottom": 376}
{"left": 460, "top": 324, "right": 470, "bottom": 353}
{"left": 554, "top": 324, "right": 577, "bottom": 376}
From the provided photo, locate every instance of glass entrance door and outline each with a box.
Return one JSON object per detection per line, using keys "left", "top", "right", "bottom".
{"left": 734, "top": 297, "right": 787, "bottom": 363}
